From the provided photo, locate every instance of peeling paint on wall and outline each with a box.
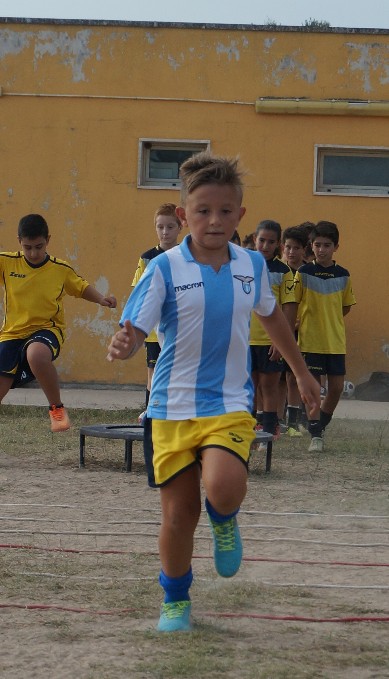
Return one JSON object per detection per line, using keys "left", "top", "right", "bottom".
{"left": 34, "top": 30, "right": 94, "bottom": 82}
{"left": 167, "top": 54, "right": 182, "bottom": 70}
{"left": 73, "top": 309, "right": 117, "bottom": 344}
{"left": 64, "top": 227, "right": 79, "bottom": 263}
{"left": 0, "top": 28, "right": 96, "bottom": 82}
{"left": 216, "top": 40, "right": 241, "bottom": 62}
{"left": 345, "top": 42, "right": 389, "bottom": 92}
{"left": 145, "top": 32, "right": 155, "bottom": 45}
{"left": 263, "top": 37, "right": 276, "bottom": 52}
{"left": 265, "top": 50, "right": 317, "bottom": 86}
{"left": 72, "top": 277, "right": 117, "bottom": 343}
{"left": 0, "top": 29, "right": 29, "bottom": 57}
{"left": 94, "top": 276, "right": 110, "bottom": 296}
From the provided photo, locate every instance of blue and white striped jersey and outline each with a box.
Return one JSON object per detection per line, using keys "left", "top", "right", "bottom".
{"left": 120, "top": 235, "right": 276, "bottom": 419}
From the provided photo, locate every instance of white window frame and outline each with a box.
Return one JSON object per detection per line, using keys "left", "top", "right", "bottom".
{"left": 314, "top": 144, "right": 389, "bottom": 197}
{"left": 138, "top": 138, "right": 210, "bottom": 190}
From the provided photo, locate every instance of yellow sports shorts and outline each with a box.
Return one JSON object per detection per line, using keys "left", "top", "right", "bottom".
{"left": 151, "top": 411, "right": 256, "bottom": 486}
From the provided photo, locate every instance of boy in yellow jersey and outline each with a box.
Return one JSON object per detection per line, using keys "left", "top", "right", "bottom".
{"left": 131, "top": 203, "right": 182, "bottom": 419}
{"left": 294, "top": 221, "right": 356, "bottom": 452}
{"left": 281, "top": 225, "right": 309, "bottom": 436}
{"left": 0, "top": 214, "right": 117, "bottom": 432}
{"left": 249, "top": 220, "right": 297, "bottom": 439}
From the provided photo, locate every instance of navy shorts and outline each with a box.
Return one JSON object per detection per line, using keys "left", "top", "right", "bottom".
{"left": 302, "top": 352, "right": 346, "bottom": 377}
{"left": 0, "top": 330, "right": 61, "bottom": 388}
{"left": 145, "top": 341, "right": 161, "bottom": 368}
{"left": 250, "top": 345, "right": 284, "bottom": 374}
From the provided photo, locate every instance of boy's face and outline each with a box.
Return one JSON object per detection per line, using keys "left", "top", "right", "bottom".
{"left": 312, "top": 236, "right": 338, "bottom": 267}
{"left": 155, "top": 215, "right": 181, "bottom": 250}
{"left": 283, "top": 238, "right": 305, "bottom": 270}
{"left": 19, "top": 236, "right": 50, "bottom": 265}
{"left": 255, "top": 229, "right": 280, "bottom": 261}
{"left": 176, "top": 183, "right": 245, "bottom": 255}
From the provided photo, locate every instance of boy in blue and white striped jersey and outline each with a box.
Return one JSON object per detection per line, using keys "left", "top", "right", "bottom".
{"left": 107, "top": 152, "right": 320, "bottom": 632}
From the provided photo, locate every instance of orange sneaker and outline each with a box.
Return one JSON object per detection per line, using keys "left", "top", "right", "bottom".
{"left": 49, "top": 405, "right": 70, "bottom": 432}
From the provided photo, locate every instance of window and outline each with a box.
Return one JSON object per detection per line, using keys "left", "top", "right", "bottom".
{"left": 314, "top": 145, "right": 389, "bottom": 196}
{"left": 138, "top": 139, "right": 210, "bottom": 189}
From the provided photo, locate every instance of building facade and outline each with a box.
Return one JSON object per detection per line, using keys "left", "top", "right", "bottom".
{"left": 0, "top": 18, "right": 388, "bottom": 385}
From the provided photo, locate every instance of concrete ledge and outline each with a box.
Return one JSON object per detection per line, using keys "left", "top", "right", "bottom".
{"left": 2, "top": 386, "right": 388, "bottom": 419}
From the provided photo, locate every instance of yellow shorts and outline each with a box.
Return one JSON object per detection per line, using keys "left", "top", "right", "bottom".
{"left": 151, "top": 411, "right": 256, "bottom": 486}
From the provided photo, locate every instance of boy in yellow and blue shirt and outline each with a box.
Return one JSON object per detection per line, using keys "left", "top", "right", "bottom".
{"left": 294, "top": 221, "right": 356, "bottom": 452}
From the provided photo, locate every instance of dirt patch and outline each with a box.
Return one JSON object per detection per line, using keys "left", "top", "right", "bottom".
{"left": 0, "top": 409, "right": 389, "bottom": 678}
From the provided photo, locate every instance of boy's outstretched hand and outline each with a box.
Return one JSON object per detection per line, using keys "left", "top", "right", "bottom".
{"left": 100, "top": 295, "right": 117, "bottom": 308}
{"left": 107, "top": 320, "right": 137, "bottom": 362}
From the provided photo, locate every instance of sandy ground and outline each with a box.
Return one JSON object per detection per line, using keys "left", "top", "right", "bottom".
{"left": 1, "top": 385, "right": 388, "bottom": 677}
{"left": 1, "top": 437, "right": 388, "bottom": 678}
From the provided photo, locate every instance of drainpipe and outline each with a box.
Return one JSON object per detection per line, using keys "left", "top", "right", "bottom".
{"left": 255, "top": 98, "right": 389, "bottom": 116}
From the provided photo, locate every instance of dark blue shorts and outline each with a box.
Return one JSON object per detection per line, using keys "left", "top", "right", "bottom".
{"left": 250, "top": 345, "right": 284, "bottom": 374}
{"left": 145, "top": 341, "right": 161, "bottom": 368}
{"left": 0, "top": 330, "right": 61, "bottom": 388}
{"left": 302, "top": 352, "right": 346, "bottom": 377}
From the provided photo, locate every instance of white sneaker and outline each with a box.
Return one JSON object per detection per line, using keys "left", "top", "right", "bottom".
{"left": 308, "top": 437, "right": 323, "bottom": 452}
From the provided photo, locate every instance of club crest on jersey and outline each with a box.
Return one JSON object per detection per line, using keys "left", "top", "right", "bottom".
{"left": 233, "top": 275, "right": 254, "bottom": 295}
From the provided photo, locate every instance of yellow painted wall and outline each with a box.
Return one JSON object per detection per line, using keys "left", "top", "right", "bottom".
{"left": 0, "top": 20, "right": 388, "bottom": 386}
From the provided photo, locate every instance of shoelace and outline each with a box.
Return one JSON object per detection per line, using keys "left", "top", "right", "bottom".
{"left": 161, "top": 601, "right": 190, "bottom": 619}
{"left": 50, "top": 407, "right": 65, "bottom": 421}
{"left": 211, "top": 518, "right": 236, "bottom": 552}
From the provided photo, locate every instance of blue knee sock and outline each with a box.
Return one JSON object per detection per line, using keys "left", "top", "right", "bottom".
{"left": 159, "top": 567, "right": 193, "bottom": 603}
{"left": 205, "top": 498, "right": 239, "bottom": 523}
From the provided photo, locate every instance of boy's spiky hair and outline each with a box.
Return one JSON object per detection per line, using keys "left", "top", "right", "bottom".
{"left": 179, "top": 151, "right": 244, "bottom": 203}
{"left": 153, "top": 202, "right": 180, "bottom": 227}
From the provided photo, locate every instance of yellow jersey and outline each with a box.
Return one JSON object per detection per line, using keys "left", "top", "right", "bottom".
{"left": 294, "top": 260, "right": 356, "bottom": 354}
{"left": 250, "top": 256, "right": 295, "bottom": 345}
{"left": 0, "top": 251, "right": 89, "bottom": 343}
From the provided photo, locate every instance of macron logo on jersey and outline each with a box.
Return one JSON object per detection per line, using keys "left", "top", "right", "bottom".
{"left": 234, "top": 275, "right": 254, "bottom": 295}
{"left": 174, "top": 281, "right": 204, "bottom": 292}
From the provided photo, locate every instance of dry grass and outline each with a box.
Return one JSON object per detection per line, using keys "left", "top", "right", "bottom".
{"left": 0, "top": 404, "right": 389, "bottom": 678}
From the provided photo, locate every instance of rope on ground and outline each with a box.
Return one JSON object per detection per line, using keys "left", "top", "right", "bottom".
{"left": 0, "top": 601, "right": 388, "bottom": 623}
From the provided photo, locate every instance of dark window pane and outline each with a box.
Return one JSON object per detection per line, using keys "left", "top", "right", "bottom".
{"left": 149, "top": 149, "right": 196, "bottom": 179}
{"left": 323, "top": 155, "right": 389, "bottom": 187}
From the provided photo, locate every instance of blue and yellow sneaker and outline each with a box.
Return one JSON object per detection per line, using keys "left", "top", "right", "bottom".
{"left": 157, "top": 601, "right": 192, "bottom": 632}
{"left": 208, "top": 514, "right": 242, "bottom": 578}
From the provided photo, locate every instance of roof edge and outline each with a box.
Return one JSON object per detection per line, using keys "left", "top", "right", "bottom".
{"left": 0, "top": 17, "right": 388, "bottom": 35}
